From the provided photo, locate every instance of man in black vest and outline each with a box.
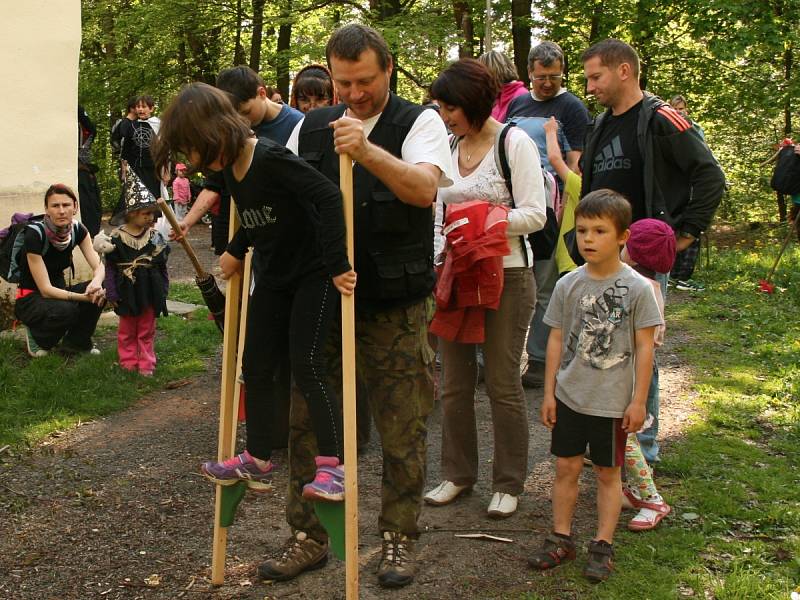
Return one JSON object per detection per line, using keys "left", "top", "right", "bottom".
{"left": 259, "top": 24, "right": 452, "bottom": 588}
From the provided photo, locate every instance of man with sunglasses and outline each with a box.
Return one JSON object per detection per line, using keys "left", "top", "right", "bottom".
{"left": 507, "top": 41, "right": 591, "bottom": 390}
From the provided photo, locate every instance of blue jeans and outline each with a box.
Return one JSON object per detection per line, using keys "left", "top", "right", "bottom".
{"left": 636, "top": 271, "right": 668, "bottom": 463}
{"left": 525, "top": 256, "right": 558, "bottom": 364}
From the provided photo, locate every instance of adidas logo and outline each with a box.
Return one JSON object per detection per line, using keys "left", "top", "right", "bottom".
{"left": 593, "top": 135, "right": 631, "bottom": 173}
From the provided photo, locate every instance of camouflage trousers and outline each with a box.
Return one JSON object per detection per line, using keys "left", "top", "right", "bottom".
{"left": 285, "top": 298, "right": 435, "bottom": 542}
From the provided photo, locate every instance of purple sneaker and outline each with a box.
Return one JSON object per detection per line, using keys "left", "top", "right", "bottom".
{"left": 201, "top": 450, "right": 274, "bottom": 492}
{"left": 302, "top": 456, "right": 345, "bottom": 502}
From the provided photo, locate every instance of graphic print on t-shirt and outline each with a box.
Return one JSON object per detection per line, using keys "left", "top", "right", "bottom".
{"left": 588, "top": 101, "right": 646, "bottom": 220}
{"left": 592, "top": 135, "right": 631, "bottom": 174}
{"left": 564, "top": 278, "right": 631, "bottom": 370}
{"left": 132, "top": 122, "right": 153, "bottom": 150}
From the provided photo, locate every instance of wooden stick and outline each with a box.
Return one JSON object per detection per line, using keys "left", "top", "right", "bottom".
{"left": 210, "top": 203, "right": 244, "bottom": 585}
{"left": 340, "top": 153, "right": 359, "bottom": 600}
{"left": 231, "top": 252, "right": 253, "bottom": 447}
{"left": 765, "top": 210, "right": 800, "bottom": 282}
{"left": 156, "top": 199, "right": 210, "bottom": 279}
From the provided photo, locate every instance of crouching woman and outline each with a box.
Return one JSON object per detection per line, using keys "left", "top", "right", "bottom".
{"left": 15, "top": 183, "right": 106, "bottom": 357}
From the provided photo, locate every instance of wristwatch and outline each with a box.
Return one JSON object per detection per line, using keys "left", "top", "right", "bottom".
{"left": 678, "top": 231, "right": 696, "bottom": 241}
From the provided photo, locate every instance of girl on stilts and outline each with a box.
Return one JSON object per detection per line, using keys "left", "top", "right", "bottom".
{"left": 153, "top": 83, "right": 355, "bottom": 501}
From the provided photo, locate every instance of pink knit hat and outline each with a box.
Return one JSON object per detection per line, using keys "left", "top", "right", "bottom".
{"left": 626, "top": 219, "right": 676, "bottom": 274}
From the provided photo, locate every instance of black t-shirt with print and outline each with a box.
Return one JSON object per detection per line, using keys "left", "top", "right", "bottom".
{"left": 588, "top": 100, "right": 646, "bottom": 221}
{"left": 222, "top": 138, "right": 350, "bottom": 290}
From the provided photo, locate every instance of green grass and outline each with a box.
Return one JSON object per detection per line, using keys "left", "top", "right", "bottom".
{"left": 520, "top": 233, "right": 800, "bottom": 599}
{"left": 0, "top": 293, "right": 220, "bottom": 448}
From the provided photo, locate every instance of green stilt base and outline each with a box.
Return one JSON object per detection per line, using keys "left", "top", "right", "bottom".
{"left": 219, "top": 482, "right": 248, "bottom": 527}
{"left": 314, "top": 502, "right": 346, "bottom": 560}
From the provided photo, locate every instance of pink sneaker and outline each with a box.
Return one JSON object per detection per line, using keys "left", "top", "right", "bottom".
{"left": 302, "top": 456, "right": 345, "bottom": 502}
{"left": 201, "top": 450, "right": 274, "bottom": 492}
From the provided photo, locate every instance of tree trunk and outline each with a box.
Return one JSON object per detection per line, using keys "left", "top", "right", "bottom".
{"left": 276, "top": 13, "right": 292, "bottom": 100}
{"left": 234, "top": 0, "right": 246, "bottom": 65}
{"left": 783, "top": 43, "right": 793, "bottom": 137}
{"left": 250, "top": 0, "right": 267, "bottom": 72}
{"left": 453, "top": 1, "right": 475, "bottom": 58}
{"left": 511, "top": 0, "right": 530, "bottom": 85}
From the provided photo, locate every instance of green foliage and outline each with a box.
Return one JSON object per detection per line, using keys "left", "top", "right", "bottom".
{"left": 80, "top": 0, "right": 799, "bottom": 222}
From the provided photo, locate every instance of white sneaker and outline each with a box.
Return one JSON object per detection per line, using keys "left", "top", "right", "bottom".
{"left": 487, "top": 492, "right": 517, "bottom": 518}
{"left": 423, "top": 481, "right": 470, "bottom": 506}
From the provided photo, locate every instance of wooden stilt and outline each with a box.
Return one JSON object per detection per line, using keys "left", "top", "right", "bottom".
{"left": 339, "top": 153, "right": 359, "bottom": 600}
{"left": 210, "top": 204, "right": 246, "bottom": 585}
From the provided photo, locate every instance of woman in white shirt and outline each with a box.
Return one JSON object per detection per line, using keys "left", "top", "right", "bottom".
{"left": 425, "top": 58, "right": 546, "bottom": 518}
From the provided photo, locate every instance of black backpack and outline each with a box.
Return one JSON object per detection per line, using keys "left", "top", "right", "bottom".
{"left": 495, "top": 123, "right": 561, "bottom": 262}
{"left": 770, "top": 145, "right": 800, "bottom": 195}
{"left": 0, "top": 215, "right": 80, "bottom": 283}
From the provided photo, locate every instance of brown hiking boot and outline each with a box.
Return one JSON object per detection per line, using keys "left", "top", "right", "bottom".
{"left": 258, "top": 531, "right": 328, "bottom": 581}
{"left": 584, "top": 539, "right": 615, "bottom": 582}
{"left": 528, "top": 533, "right": 576, "bottom": 570}
{"left": 377, "top": 531, "right": 416, "bottom": 588}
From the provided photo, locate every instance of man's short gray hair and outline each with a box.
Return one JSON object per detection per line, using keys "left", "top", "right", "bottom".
{"left": 528, "top": 41, "right": 564, "bottom": 70}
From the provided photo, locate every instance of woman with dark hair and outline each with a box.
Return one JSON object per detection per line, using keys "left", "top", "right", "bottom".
{"left": 424, "top": 58, "right": 546, "bottom": 518}
{"left": 289, "top": 64, "right": 337, "bottom": 113}
{"left": 14, "top": 184, "right": 106, "bottom": 357}
{"left": 478, "top": 50, "right": 529, "bottom": 122}
{"left": 153, "top": 82, "right": 356, "bottom": 501}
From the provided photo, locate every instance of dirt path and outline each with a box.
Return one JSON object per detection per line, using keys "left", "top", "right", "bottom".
{"left": 0, "top": 225, "right": 697, "bottom": 599}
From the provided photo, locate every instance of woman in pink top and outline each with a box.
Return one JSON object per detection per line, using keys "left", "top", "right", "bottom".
{"left": 478, "top": 50, "right": 528, "bottom": 122}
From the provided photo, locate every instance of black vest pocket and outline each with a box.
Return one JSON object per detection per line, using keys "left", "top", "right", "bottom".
{"left": 370, "top": 191, "right": 409, "bottom": 233}
{"left": 370, "top": 245, "right": 433, "bottom": 299}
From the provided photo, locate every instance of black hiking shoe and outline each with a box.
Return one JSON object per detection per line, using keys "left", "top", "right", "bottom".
{"left": 258, "top": 531, "right": 328, "bottom": 581}
{"left": 377, "top": 531, "right": 416, "bottom": 588}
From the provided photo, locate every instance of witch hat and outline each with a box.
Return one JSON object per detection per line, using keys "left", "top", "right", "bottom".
{"left": 110, "top": 166, "right": 161, "bottom": 225}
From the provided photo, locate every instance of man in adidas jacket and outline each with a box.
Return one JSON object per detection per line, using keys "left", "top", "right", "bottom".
{"left": 580, "top": 39, "right": 725, "bottom": 245}
{"left": 579, "top": 39, "right": 725, "bottom": 465}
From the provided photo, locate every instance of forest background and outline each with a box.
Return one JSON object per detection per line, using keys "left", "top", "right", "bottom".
{"left": 80, "top": 0, "right": 799, "bottom": 222}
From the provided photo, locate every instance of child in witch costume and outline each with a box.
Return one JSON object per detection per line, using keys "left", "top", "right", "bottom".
{"left": 96, "top": 170, "right": 170, "bottom": 376}
{"left": 153, "top": 82, "right": 356, "bottom": 500}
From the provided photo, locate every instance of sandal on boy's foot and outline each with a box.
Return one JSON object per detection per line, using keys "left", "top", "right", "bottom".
{"left": 302, "top": 456, "right": 345, "bottom": 502}
{"left": 628, "top": 500, "right": 671, "bottom": 531}
{"left": 584, "top": 539, "right": 615, "bottom": 582}
{"left": 527, "top": 533, "right": 576, "bottom": 570}
{"left": 201, "top": 450, "right": 274, "bottom": 492}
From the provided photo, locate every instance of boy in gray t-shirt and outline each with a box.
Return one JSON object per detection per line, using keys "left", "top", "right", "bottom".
{"left": 528, "top": 189, "right": 662, "bottom": 583}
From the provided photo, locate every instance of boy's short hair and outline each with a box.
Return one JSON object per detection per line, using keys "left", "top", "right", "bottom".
{"left": 216, "top": 65, "right": 266, "bottom": 105}
{"left": 574, "top": 189, "right": 632, "bottom": 234}
{"left": 126, "top": 96, "right": 139, "bottom": 112}
{"left": 581, "top": 39, "right": 640, "bottom": 78}
{"left": 136, "top": 94, "right": 155, "bottom": 108}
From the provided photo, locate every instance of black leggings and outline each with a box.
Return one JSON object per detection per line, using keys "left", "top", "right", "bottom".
{"left": 242, "top": 272, "right": 342, "bottom": 461}
{"left": 14, "top": 281, "right": 102, "bottom": 351}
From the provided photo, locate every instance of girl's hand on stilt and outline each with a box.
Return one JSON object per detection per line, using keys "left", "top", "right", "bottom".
{"left": 218, "top": 252, "right": 243, "bottom": 280}
{"left": 333, "top": 270, "right": 357, "bottom": 295}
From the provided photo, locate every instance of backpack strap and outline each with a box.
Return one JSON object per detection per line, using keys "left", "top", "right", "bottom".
{"left": 493, "top": 123, "right": 530, "bottom": 266}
